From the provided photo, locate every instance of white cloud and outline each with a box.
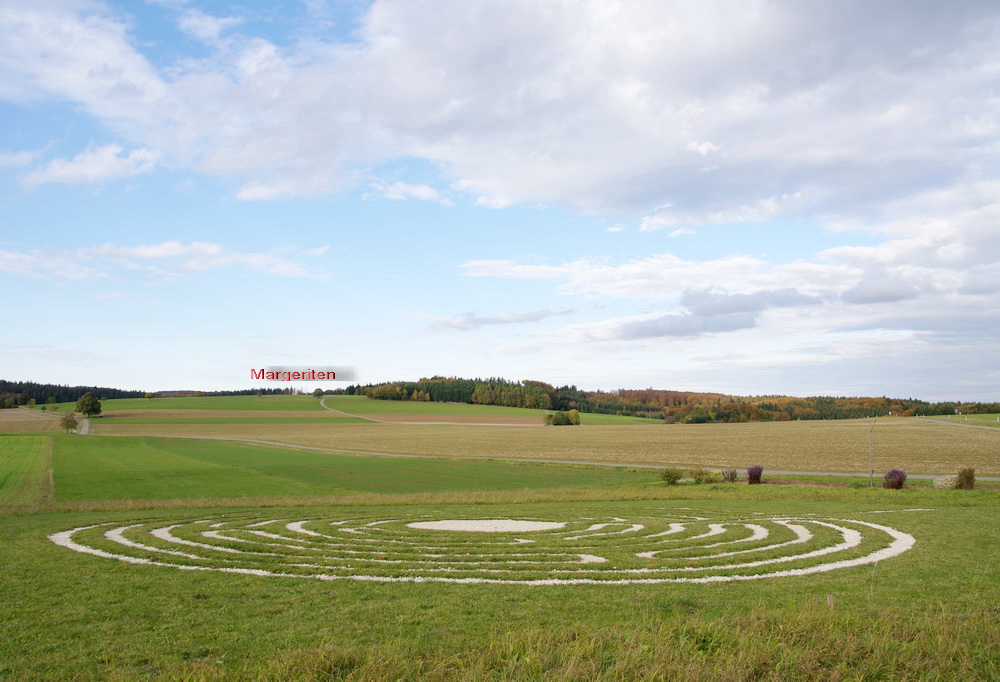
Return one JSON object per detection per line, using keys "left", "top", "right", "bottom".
{"left": 0, "top": 240, "right": 324, "bottom": 280}
{"left": 0, "top": 149, "right": 39, "bottom": 167}
{"left": 365, "top": 181, "right": 453, "bottom": 205}
{"left": 1, "top": 0, "right": 996, "bottom": 221}
{"left": 177, "top": 9, "right": 242, "bottom": 44}
{"left": 22, "top": 144, "right": 160, "bottom": 188}
{"left": 420, "top": 308, "right": 573, "bottom": 331}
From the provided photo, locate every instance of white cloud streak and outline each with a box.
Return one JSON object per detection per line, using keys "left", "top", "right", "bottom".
{"left": 0, "top": 241, "right": 324, "bottom": 280}
{"left": 21, "top": 144, "right": 160, "bottom": 188}
{"left": 422, "top": 308, "right": 573, "bottom": 331}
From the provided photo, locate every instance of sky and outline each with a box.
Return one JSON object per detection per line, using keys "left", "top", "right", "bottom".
{"left": 1, "top": 0, "right": 999, "bottom": 401}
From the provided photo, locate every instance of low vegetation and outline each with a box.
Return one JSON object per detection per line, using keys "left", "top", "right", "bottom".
{"left": 0, "top": 395, "right": 996, "bottom": 679}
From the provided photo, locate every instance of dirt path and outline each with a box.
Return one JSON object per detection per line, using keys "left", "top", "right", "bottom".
{"left": 318, "top": 397, "right": 382, "bottom": 422}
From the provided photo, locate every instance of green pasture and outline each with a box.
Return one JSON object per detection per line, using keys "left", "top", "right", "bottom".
{"left": 923, "top": 414, "right": 1000, "bottom": 428}
{"left": 52, "top": 394, "right": 655, "bottom": 425}
{"left": 2, "top": 412, "right": 998, "bottom": 679}
{"left": 45, "top": 435, "right": 650, "bottom": 502}
{"left": 54, "top": 395, "right": 327, "bottom": 412}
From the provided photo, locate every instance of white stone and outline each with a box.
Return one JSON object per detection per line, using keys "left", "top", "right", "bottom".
{"left": 406, "top": 519, "right": 566, "bottom": 532}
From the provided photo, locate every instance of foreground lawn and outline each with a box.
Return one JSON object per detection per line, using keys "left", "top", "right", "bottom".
{"left": 1, "top": 487, "right": 997, "bottom": 680}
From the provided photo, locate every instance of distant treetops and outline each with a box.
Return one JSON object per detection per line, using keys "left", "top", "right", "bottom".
{"left": 350, "top": 376, "right": 1000, "bottom": 423}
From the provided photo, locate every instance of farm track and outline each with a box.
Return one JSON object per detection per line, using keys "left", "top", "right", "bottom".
{"left": 319, "top": 397, "right": 381, "bottom": 422}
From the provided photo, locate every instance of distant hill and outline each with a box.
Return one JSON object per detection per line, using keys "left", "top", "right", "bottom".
{"left": 4, "top": 376, "right": 997, "bottom": 422}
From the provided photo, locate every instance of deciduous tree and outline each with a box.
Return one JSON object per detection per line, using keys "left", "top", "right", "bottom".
{"left": 75, "top": 392, "right": 102, "bottom": 417}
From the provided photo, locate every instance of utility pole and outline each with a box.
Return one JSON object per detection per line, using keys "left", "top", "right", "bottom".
{"left": 868, "top": 419, "right": 876, "bottom": 487}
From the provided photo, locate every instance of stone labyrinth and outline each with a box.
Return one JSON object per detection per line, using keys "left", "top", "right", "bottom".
{"left": 49, "top": 509, "right": 916, "bottom": 585}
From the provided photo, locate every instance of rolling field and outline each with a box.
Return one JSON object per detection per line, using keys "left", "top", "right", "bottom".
{"left": 2, "top": 398, "right": 998, "bottom": 679}
{"left": 93, "top": 415, "right": 1000, "bottom": 476}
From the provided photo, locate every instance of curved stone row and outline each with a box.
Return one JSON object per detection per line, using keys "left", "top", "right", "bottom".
{"left": 49, "top": 511, "right": 915, "bottom": 585}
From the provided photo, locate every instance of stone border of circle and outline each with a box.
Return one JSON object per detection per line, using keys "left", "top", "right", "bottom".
{"left": 49, "top": 512, "right": 918, "bottom": 586}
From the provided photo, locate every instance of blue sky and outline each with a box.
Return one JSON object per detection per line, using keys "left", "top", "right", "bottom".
{"left": 2, "top": 0, "right": 998, "bottom": 400}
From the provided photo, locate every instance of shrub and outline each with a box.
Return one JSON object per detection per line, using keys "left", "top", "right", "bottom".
{"left": 848, "top": 481, "right": 866, "bottom": 489}
{"left": 747, "top": 465, "right": 764, "bottom": 485}
{"left": 958, "top": 467, "right": 975, "bottom": 490}
{"left": 721, "top": 469, "right": 739, "bottom": 483}
{"left": 659, "top": 467, "right": 684, "bottom": 485}
{"left": 933, "top": 475, "right": 960, "bottom": 490}
{"left": 882, "top": 469, "right": 907, "bottom": 489}
{"left": 689, "top": 468, "right": 720, "bottom": 484}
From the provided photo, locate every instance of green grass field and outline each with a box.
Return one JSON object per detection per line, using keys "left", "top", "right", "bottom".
{"left": 0, "top": 435, "right": 50, "bottom": 506}
{"left": 46, "top": 435, "right": 649, "bottom": 502}
{"left": 2, "top": 398, "right": 998, "bottom": 679}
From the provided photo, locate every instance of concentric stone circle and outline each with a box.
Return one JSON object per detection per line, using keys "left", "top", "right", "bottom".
{"left": 49, "top": 509, "right": 916, "bottom": 585}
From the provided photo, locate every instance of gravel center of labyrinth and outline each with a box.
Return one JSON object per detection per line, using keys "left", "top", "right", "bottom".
{"left": 50, "top": 510, "right": 917, "bottom": 585}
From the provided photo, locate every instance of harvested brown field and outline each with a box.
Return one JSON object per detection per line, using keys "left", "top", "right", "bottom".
{"left": 0, "top": 409, "right": 61, "bottom": 432}
{"left": 90, "top": 417, "right": 999, "bottom": 475}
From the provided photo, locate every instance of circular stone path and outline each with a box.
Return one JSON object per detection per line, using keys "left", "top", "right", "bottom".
{"left": 48, "top": 508, "right": 918, "bottom": 586}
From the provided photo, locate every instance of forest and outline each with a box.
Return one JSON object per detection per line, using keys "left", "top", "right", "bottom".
{"left": 352, "top": 376, "right": 1000, "bottom": 423}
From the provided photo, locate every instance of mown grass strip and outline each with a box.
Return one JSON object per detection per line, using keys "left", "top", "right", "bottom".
{"left": 0, "top": 435, "right": 50, "bottom": 506}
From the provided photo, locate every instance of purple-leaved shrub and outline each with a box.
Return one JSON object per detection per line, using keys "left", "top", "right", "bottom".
{"left": 883, "top": 469, "right": 907, "bottom": 489}
{"left": 747, "top": 465, "right": 764, "bottom": 485}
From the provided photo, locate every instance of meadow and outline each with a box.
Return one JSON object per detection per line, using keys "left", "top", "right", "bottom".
{"left": 87, "top": 397, "right": 1000, "bottom": 476}
{"left": 1, "top": 397, "right": 997, "bottom": 679}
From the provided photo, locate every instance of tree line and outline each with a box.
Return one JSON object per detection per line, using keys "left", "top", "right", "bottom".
{"left": 351, "top": 377, "right": 1000, "bottom": 422}
{"left": 0, "top": 381, "right": 299, "bottom": 409}
{"left": 0, "top": 380, "right": 146, "bottom": 409}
